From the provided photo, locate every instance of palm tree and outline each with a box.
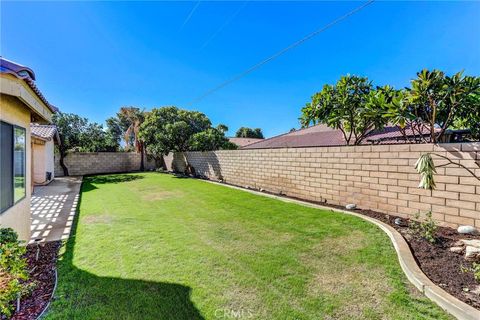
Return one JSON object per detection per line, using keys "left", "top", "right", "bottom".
{"left": 118, "top": 107, "right": 145, "bottom": 171}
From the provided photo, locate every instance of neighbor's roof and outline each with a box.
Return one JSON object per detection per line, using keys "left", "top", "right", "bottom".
{"left": 0, "top": 57, "right": 57, "bottom": 113}
{"left": 242, "top": 124, "right": 433, "bottom": 149}
{"left": 229, "top": 137, "right": 264, "bottom": 147}
{"left": 30, "top": 124, "right": 60, "bottom": 144}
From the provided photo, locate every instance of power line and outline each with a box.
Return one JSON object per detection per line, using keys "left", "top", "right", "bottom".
{"left": 187, "top": 0, "right": 375, "bottom": 106}
{"left": 180, "top": 1, "right": 201, "bottom": 31}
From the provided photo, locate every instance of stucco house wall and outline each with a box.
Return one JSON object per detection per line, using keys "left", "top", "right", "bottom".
{"left": 45, "top": 139, "right": 55, "bottom": 179}
{"left": 1, "top": 64, "right": 55, "bottom": 241}
{"left": 0, "top": 95, "right": 32, "bottom": 240}
{"left": 32, "top": 141, "right": 46, "bottom": 184}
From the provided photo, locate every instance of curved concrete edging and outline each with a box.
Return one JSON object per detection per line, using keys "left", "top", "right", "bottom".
{"left": 35, "top": 268, "right": 58, "bottom": 320}
{"left": 200, "top": 179, "right": 480, "bottom": 320}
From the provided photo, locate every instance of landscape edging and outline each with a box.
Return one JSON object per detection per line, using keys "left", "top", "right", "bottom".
{"left": 200, "top": 178, "right": 480, "bottom": 320}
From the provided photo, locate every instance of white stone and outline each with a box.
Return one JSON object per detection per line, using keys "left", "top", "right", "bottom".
{"left": 465, "top": 246, "right": 480, "bottom": 262}
{"left": 449, "top": 246, "right": 464, "bottom": 254}
{"left": 345, "top": 204, "right": 356, "bottom": 210}
{"left": 461, "top": 239, "right": 480, "bottom": 249}
{"left": 458, "top": 225, "right": 479, "bottom": 235}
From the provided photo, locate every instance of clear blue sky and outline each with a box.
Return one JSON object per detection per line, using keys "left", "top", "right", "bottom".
{"left": 2, "top": 1, "right": 479, "bottom": 137}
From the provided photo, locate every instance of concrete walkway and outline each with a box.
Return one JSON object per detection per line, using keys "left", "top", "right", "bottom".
{"left": 30, "top": 176, "right": 83, "bottom": 243}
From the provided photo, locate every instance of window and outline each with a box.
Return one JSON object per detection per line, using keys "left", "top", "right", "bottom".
{"left": 1, "top": 121, "right": 26, "bottom": 213}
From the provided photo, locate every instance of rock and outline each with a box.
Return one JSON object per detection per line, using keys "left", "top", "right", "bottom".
{"left": 345, "top": 204, "right": 356, "bottom": 210}
{"left": 394, "top": 218, "right": 407, "bottom": 227}
{"left": 458, "top": 225, "right": 479, "bottom": 235}
{"left": 454, "top": 240, "right": 465, "bottom": 247}
{"left": 461, "top": 239, "right": 480, "bottom": 249}
{"left": 473, "top": 285, "right": 480, "bottom": 295}
{"left": 465, "top": 246, "right": 480, "bottom": 262}
{"left": 449, "top": 246, "right": 464, "bottom": 254}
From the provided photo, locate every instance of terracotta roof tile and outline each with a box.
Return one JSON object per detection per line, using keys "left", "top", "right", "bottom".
{"left": 0, "top": 57, "right": 57, "bottom": 113}
{"left": 30, "top": 124, "right": 58, "bottom": 141}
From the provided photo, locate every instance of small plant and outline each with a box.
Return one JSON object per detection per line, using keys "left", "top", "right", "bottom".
{"left": 409, "top": 211, "right": 438, "bottom": 244}
{"left": 0, "top": 227, "right": 33, "bottom": 318}
{"left": 461, "top": 263, "right": 480, "bottom": 283}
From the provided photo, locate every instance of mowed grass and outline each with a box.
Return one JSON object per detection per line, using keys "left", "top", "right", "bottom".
{"left": 46, "top": 173, "right": 451, "bottom": 320}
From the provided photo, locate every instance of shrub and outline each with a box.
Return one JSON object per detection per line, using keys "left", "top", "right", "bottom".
{"left": 0, "top": 227, "right": 33, "bottom": 318}
{"left": 409, "top": 211, "right": 438, "bottom": 244}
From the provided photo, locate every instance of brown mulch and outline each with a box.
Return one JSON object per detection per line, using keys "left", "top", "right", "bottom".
{"left": 209, "top": 178, "right": 480, "bottom": 309}
{"left": 354, "top": 208, "right": 480, "bottom": 309}
{"left": 10, "top": 241, "right": 61, "bottom": 320}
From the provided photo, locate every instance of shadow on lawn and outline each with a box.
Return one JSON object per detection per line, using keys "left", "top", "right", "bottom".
{"left": 81, "top": 174, "right": 144, "bottom": 192}
{"left": 49, "top": 178, "right": 204, "bottom": 320}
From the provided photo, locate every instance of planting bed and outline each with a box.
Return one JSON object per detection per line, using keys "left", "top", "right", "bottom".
{"left": 355, "top": 208, "right": 480, "bottom": 309}
{"left": 10, "top": 241, "right": 60, "bottom": 320}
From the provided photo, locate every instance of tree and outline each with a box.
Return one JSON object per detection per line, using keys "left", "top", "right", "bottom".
{"left": 104, "top": 117, "right": 122, "bottom": 151}
{"left": 52, "top": 112, "right": 88, "bottom": 176}
{"left": 300, "top": 75, "right": 390, "bottom": 145}
{"left": 139, "top": 107, "right": 233, "bottom": 162}
{"left": 79, "top": 122, "right": 118, "bottom": 152}
{"left": 117, "top": 107, "right": 145, "bottom": 170}
{"left": 235, "top": 127, "right": 264, "bottom": 139}
{"left": 189, "top": 125, "right": 238, "bottom": 151}
{"left": 392, "top": 70, "right": 480, "bottom": 143}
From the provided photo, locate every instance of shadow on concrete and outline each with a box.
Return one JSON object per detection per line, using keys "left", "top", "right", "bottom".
{"left": 47, "top": 178, "right": 204, "bottom": 320}
{"left": 30, "top": 177, "right": 82, "bottom": 243}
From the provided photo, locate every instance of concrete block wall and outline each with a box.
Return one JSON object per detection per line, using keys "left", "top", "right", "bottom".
{"left": 169, "top": 143, "right": 480, "bottom": 228}
{"left": 54, "top": 152, "right": 156, "bottom": 176}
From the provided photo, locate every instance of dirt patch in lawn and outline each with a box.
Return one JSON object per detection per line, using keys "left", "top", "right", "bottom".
{"left": 302, "top": 232, "right": 391, "bottom": 317}
{"left": 141, "top": 190, "right": 183, "bottom": 201}
{"left": 11, "top": 241, "right": 61, "bottom": 320}
{"left": 83, "top": 214, "right": 114, "bottom": 224}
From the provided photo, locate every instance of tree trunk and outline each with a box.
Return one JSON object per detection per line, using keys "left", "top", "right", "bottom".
{"left": 59, "top": 151, "right": 69, "bottom": 176}
{"left": 139, "top": 143, "right": 145, "bottom": 172}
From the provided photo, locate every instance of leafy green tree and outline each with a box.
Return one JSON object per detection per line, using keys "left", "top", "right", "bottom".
{"left": 105, "top": 117, "right": 122, "bottom": 150}
{"left": 52, "top": 112, "right": 88, "bottom": 176}
{"left": 235, "top": 127, "right": 264, "bottom": 139}
{"left": 78, "top": 122, "right": 118, "bottom": 152}
{"left": 391, "top": 70, "right": 480, "bottom": 143}
{"left": 189, "top": 125, "right": 238, "bottom": 151}
{"left": 139, "top": 107, "right": 232, "bottom": 161}
{"left": 300, "top": 75, "right": 390, "bottom": 145}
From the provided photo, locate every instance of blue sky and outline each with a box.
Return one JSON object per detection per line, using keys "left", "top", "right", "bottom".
{"left": 2, "top": 1, "right": 479, "bottom": 137}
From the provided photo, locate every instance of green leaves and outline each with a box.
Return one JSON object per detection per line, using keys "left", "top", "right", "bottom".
{"left": 235, "top": 127, "right": 264, "bottom": 139}
{"left": 139, "top": 106, "right": 234, "bottom": 157}
{"left": 300, "top": 75, "right": 390, "bottom": 144}
{"left": 0, "top": 227, "right": 31, "bottom": 318}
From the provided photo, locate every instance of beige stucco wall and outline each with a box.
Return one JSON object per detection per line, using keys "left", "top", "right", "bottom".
{"left": 33, "top": 142, "right": 46, "bottom": 184}
{"left": 170, "top": 143, "right": 480, "bottom": 228}
{"left": 0, "top": 94, "right": 32, "bottom": 241}
{"left": 45, "top": 140, "right": 55, "bottom": 179}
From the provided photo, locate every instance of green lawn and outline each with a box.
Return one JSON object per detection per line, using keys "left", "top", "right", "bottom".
{"left": 46, "top": 172, "right": 451, "bottom": 320}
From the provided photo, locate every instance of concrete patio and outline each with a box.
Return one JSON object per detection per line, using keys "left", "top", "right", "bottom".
{"left": 30, "top": 176, "right": 83, "bottom": 243}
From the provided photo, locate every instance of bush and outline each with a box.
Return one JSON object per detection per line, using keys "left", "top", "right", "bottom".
{"left": 0, "top": 227, "right": 33, "bottom": 318}
{"left": 409, "top": 211, "right": 438, "bottom": 244}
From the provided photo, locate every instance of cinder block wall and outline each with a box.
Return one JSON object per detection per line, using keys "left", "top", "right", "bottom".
{"left": 169, "top": 143, "right": 480, "bottom": 228}
{"left": 54, "top": 152, "right": 156, "bottom": 176}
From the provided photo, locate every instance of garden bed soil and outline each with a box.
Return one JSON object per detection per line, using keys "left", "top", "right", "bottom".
{"left": 353, "top": 208, "right": 480, "bottom": 309}
{"left": 10, "top": 241, "right": 61, "bottom": 320}
{"left": 206, "top": 177, "right": 480, "bottom": 310}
